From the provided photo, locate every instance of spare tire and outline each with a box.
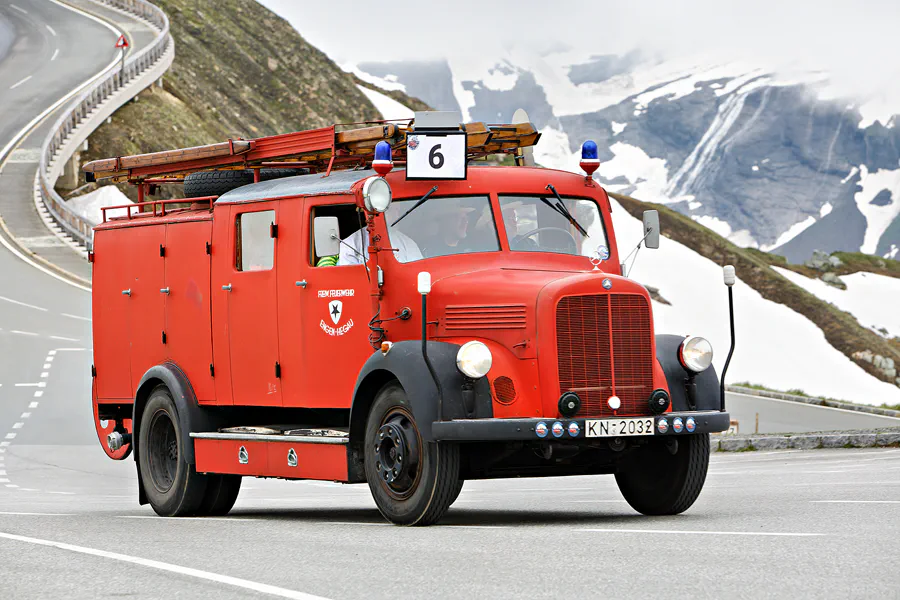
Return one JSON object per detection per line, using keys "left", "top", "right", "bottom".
{"left": 183, "top": 168, "right": 308, "bottom": 199}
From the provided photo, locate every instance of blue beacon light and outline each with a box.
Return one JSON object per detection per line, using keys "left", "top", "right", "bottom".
{"left": 373, "top": 141, "right": 393, "bottom": 176}
{"left": 580, "top": 140, "right": 600, "bottom": 180}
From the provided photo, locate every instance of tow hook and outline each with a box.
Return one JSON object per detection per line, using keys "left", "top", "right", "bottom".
{"left": 107, "top": 431, "right": 132, "bottom": 452}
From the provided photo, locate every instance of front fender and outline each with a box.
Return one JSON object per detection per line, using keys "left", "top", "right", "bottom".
{"left": 350, "top": 341, "right": 493, "bottom": 442}
{"left": 656, "top": 334, "right": 720, "bottom": 411}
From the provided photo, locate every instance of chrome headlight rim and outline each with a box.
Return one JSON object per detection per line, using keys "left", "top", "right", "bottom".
{"left": 362, "top": 176, "right": 392, "bottom": 213}
{"left": 456, "top": 341, "right": 492, "bottom": 379}
{"left": 678, "top": 335, "right": 713, "bottom": 373}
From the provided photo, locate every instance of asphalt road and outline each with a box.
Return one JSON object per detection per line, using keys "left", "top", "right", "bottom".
{"left": 1, "top": 3, "right": 899, "bottom": 599}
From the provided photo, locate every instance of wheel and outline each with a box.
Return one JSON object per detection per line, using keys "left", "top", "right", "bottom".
{"left": 197, "top": 475, "right": 242, "bottom": 516}
{"left": 364, "top": 382, "right": 460, "bottom": 526}
{"left": 138, "top": 385, "right": 208, "bottom": 516}
{"left": 449, "top": 478, "right": 465, "bottom": 507}
{"left": 183, "top": 168, "right": 306, "bottom": 198}
{"left": 615, "top": 433, "right": 710, "bottom": 515}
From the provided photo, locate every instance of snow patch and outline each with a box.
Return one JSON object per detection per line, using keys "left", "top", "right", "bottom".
{"left": 764, "top": 216, "right": 817, "bottom": 251}
{"left": 751, "top": 165, "right": 759, "bottom": 172}
{"left": 841, "top": 166, "right": 859, "bottom": 184}
{"left": 853, "top": 165, "right": 900, "bottom": 254}
{"left": 819, "top": 202, "right": 833, "bottom": 217}
{"left": 885, "top": 244, "right": 899, "bottom": 260}
{"left": 692, "top": 215, "right": 732, "bottom": 238}
{"left": 533, "top": 126, "right": 580, "bottom": 174}
{"left": 611, "top": 198, "right": 900, "bottom": 406}
{"left": 773, "top": 267, "right": 900, "bottom": 338}
{"left": 343, "top": 64, "right": 406, "bottom": 92}
{"left": 688, "top": 201, "right": 702, "bottom": 210}
{"left": 355, "top": 85, "right": 414, "bottom": 121}
{"left": 596, "top": 142, "right": 669, "bottom": 202}
{"left": 611, "top": 121, "right": 626, "bottom": 136}
{"left": 67, "top": 186, "right": 132, "bottom": 226}
{"left": 728, "top": 229, "right": 758, "bottom": 249}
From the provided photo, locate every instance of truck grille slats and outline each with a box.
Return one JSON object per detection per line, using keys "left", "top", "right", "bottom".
{"left": 445, "top": 305, "right": 527, "bottom": 330}
{"left": 556, "top": 294, "right": 653, "bottom": 417}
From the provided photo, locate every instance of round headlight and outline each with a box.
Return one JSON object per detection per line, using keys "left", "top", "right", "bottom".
{"left": 456, "top": 341, "right": 492, "bottom": 379}
{"left": 362, "top": 176, "right": 392, "bottom": 213}
{"left": 679, "top": 335, "right": 713, "bottom": 373}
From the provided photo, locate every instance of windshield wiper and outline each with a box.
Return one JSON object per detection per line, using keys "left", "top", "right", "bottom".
{"left": 391, "top": 185, "right": 438, "bottom": 226}
{"left": 544, "top": 184, "right": 588, "bottom": 236}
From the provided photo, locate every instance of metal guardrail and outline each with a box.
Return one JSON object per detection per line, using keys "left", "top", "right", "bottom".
{"left": 38, "top": 0, "right": 173, "bottom": 251}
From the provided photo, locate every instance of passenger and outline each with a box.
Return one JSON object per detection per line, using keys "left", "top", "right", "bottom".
{"left": 421, "top": 203, "right": 477, "bottom": 258}
{"left": 337, "top": 221, "right": 423, "bottom": 265}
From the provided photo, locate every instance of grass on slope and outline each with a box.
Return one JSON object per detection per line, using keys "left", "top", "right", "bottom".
{"left": 610, "top": 192, "right": 900, "bottom": 386}
{"left": 352, "top": 76, "right": 431, "bottom": 113}
{"left": 79, "top": 0, "right": 389, "bottom": 199}
{"left": 747, "top": 248, "right": 900, "bottom": 280}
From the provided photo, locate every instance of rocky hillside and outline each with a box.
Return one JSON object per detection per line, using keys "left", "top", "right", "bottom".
{"left": 78, "top": 0, "right": 425, "bottom": 196}
{"left": 353, "top": 56, "right": 900, "bottom": 263}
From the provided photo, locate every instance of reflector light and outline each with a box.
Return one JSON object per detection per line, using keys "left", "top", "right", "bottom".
{"left": 536, "top": 421, "right": 549, "bottom": 438}
{"left": 568, "top": 422, "right": 580, "bottom": 437}
{"left": 607, "top": 395, "right": 621, "bottom": 410}
{"left": 657, "top": 418, "right": 669, "bottom": 434}
{"left": 673, "top": 417, "right": 684, "bottom": 433}
{"left": 580, "top": 140, "right": 600, "bottom": 178}
{"left": 372, "top": 141, "right": 393, "bottom": 176}
{"left": 686, "top": 417, "right": 696, "bottom": 432}
{"left": 551, "top": 421, "right": 564, "bottom": 438}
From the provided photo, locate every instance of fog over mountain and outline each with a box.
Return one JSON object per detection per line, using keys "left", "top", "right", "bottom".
{"left": 261, "top": 0, "right": 900, "bottom": 261}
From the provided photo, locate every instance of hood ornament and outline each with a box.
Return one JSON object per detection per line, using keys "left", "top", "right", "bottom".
{"left": 590, "top": 245, "right": 610, "bottom": 271}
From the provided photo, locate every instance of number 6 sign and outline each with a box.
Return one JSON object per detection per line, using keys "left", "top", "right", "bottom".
{"left": 405, "top": 131, "right": 467, "bottom": 180}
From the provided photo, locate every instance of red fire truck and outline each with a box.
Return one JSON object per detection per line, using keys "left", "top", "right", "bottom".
{"left": 84, "top": 111, "right": 735, "bottom": 525}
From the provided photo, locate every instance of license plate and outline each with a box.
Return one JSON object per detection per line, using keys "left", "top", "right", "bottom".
{"left": 585, "top": 417, "right": 655, "bottom": 438}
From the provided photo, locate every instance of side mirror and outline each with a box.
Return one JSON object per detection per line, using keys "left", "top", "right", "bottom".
{"left": 313, "top": 216, "right": 341, "bottom": 257}
{"left": 642, "top": 210, "right": 660, "bottom": 249}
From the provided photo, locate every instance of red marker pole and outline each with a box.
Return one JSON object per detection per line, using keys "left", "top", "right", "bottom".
{"left": 114, "top": 35, "right": 128, "bottom": 86}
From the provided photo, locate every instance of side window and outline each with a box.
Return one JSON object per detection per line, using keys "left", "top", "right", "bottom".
{"left": 310, "top": 204, "right": 366, "bottom": 267}
{"left": 235, "top": 210, "right": 275, "bottom": 272}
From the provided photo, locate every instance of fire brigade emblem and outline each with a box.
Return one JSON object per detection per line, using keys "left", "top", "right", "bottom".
{"left": 330, "top": 300, "right": 343, "bottom": 324}
{"left": 408, "top": 135, "right": 419, "bottom": 150}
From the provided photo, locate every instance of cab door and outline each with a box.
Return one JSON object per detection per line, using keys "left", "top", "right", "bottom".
{"left": 223, "top": 203, "right": 282, "bottom": 407}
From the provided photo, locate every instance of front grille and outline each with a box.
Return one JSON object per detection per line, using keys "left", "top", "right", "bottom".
{"left": 556, "top": 294, "right": 653, "bottom": 417}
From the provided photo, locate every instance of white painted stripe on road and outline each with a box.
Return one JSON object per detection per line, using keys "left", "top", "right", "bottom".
{"left": 10, "top": 330, "right": 38, "bottom": 336}
{"left": 51, "top": 48, "right": 59, "bottom": 61}
{"left": 0, "top": 295, "right": 48, "bottom": 312}
{"left": 20, "top": 413, "right": 31, "bottom": 419}
{"left": 48, "top": 350, "right": 57, "bottom": 356}
{"left": 10, "top": 4, "right": 27, "bottom": 14}
{"left": 0, "top": 471, "right": 5, "bottom": 476}
{"left": 5, "top": 433, "right": 16, "bottom": 440}
{"left": 42, "top": 363, "right": 50, "bottom": 369}
{"left": 46, "top": 491, "right": 74, "bottom": 495}
{"left": 578, "top": 528, "right": 824, "bottom": 537}
{"left": 0, "top": 512, "right": 74, "bottom": 517}
{"left": 5, "top": 484, "right": 18, "bottom": 488}
{"left": 46, "top": 24, "right": 56, "bottom": 36}
{"left": 9, "top": 75, "right": 32, "bottom": 90}
{"left": 40, "top": 372, "right": 48, "bottom": 378}
{"left": 0, "top": 531, "right": 333, "bottom": 599}
{"left": 117, "top": 515, "right": 260, "bottom": 522}
{"left": 29, "top": 401, "right": 39, "bottom": 408}
{"left": 12, "top": 423, "right": 23, "bottom": 430}
{"left": 61, "top": 313, "right": 91, "bottom": 322}
{"left": 49, "top": 335, "right": 79, "bottom": 342}
{"left": 811, "top": 500, "right": 900, "bottom": 504}
{"left": 15, "top": 383, "right": 41, "bottom": 387}
{"left": 0, "top": 478, "right": 7, "bottom": 483}
{"left": 46, "top": 356, "right": 54, "bottom": 361}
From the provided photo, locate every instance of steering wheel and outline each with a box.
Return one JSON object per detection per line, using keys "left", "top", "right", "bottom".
{"left": 513, "top": 227, "right": 578, "bottom": 254}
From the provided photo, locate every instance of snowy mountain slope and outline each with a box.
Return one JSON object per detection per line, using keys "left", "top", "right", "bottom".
{"left": 610, "top": 198, "right": 900, "bottom": 406}
{"left": 772, "top": 267, "right": 900, "bottom": 339}
{"left": 354, "top": 52, "right": 900, "bottom": 262}
{"left": 355, "top": 85, "right": 415, "bottom": 121}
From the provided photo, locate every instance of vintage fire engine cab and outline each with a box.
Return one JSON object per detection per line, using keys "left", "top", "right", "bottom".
{"left": 85, "top": 111, "right": 734, "bottom": 525}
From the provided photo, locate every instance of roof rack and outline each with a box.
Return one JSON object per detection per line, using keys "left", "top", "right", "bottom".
{"left": 83, "top": 118, "right": 541, "bottom": 184}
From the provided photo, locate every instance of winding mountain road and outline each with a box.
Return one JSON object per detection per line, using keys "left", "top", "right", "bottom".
{"left": 0, "top": 3, "right": 898, "bottom": 599}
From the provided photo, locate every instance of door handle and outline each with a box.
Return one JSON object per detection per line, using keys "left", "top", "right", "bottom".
{"left": 160, "top": 287, "right": 170, "bottom": 294}
{"left": 222, "top": 284, "right": 232, "bottom": 291}
{"left": 295, "top": 280, "right": 307, "bottom": 288}
{"left": 121, "top": 289, "right": 131, "bottom": 296}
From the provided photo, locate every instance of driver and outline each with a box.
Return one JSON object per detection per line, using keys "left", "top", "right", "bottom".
{"left": 422, "top": 202, "right": 477, "bottom": 257}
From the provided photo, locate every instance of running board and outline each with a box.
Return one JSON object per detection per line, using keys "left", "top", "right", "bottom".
{"left": 191, "top": 432, "right": 348, "bottom": 445}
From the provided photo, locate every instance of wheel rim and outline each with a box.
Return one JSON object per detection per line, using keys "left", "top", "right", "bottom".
{"left": 147, "top": 409, "right": 178, "bottom": 494}
{"left": 373, "top": 407, "right": 422, "bottom": 500}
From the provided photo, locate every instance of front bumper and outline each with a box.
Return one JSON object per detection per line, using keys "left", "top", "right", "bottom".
{"left": 432, "top": 410, "right": 730, "bottom": 442}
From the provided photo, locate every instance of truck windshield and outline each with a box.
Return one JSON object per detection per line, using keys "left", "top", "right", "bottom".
{"left": 499, "top": 195, "right": 608, "bottom": 257}
{"left": 387, "top": 195, "right": 499, "bottom": 262}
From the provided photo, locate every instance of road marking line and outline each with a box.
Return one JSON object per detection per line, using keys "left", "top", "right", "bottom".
{"left": 0, "top": 531, "right": 332, "bottom": 600}
{"left": 0, "top": 295, "right": 48, "bottom": 312}
{"left": 51, "top": 48, "right": 59, "bottom": 61}
{"left": 61, "top": 313, "right": 91, "bottom": 322}
{"left": 9, "top": 75, "right": 32, "bottom": 90}
{"left": 318, "top": 522, "right": 390, "bottom": 527}
{"left": 15, "top": 383, "right": 43, "bottom": 387}
{"left": 0, "top": 512, "right": 74, "bottom": 517}
{"left": 29, "top": 402, "right": 38, "bottom": 408}
{"left": 17, "top": 488, "right": 39, "bottom": 492}
{"left": 117, "top": 515, "right": 260, "bottom": 522}
{"left": 49, "top": 335, "right": 79, "bottom": 342}
{"left": 42, "top": 363, "right": 50, "bottom": 369}
{"left": 5, "top": 484, "right": 18, "bottom": 488}
{"left": 0, "top": 442, "right": 9, "bottom": 447}
{"left": 567, "top": 500, "right": 627, "bottom": 503}
{"left": 0, "top": 471, "right": 5, "bottom": 476}
{"left": 33, "top": 391, "right": 43, "bottom": 397}
{"left": 46, "top": 491, "right": 75, "bottom": 495}
{"left": 10, "top": 330, "right": 38, "bottom": 336}
{"left": 48, "top": 350, "right": 57, "bottom": 356}
{"left": 40, "top": 372, "right": 48, "bottom": 378}
{"left": 10, "top": 4, "right": 27, "bottom": 14}
{"left": 0, "top": 478, "right": 7, "bottom": 483}
{"left": 5, "top": 433, "right": 16, "bottom": 440}
{"left": 12, "top": 423, "right": 23, "bottom": 430}
{"left": 811, "top": 500, "right": 900, "bottom": 504}
{"left": 46, "top": 24, "right": 56, "bottom": 36}
{"left": 577, "top": 528, "right": 824, "bottom": 537}
{"left": 438, "top": 525, "right": 508, "bottom": 529}
{"left": 20, "top": 413, "right": 31, "bottom": 419}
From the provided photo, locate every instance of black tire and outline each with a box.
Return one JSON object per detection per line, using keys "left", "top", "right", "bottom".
{"left": 364, "top": 382, "right": 460, "bottom": 526}
{"left": 197, "top": 475, "right": 242, "bottom": 516}
{"left": 138, "top": 385, "right": 208, "bottom": 516}
{"left": 183, "top": 168, "right": 306, "bottom": 199}
{"left": 615, "top": 433, "right": 710, "bottom": 515}
{"left": 449, "top": 478, "right": 465, "bottom": 507}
